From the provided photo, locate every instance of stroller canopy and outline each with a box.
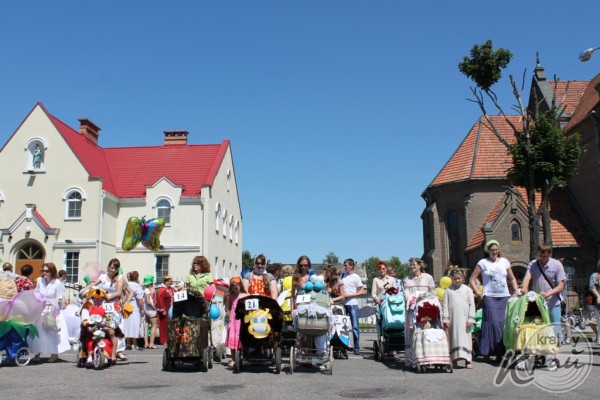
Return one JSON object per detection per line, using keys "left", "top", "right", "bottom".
{"left": 503, "top": 292, "right": 551, "bottom": 350}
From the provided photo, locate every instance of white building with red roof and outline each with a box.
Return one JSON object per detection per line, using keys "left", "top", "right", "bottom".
{"left": 0, "top": 103, "right": 242, "bottom": 285}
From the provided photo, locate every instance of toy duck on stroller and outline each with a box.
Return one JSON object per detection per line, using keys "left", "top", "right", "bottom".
{"left": 503, "top": 291, "right": 559, "bottom": 371}
{"left": 406, "top": 291, "right": 452, "bottom": 373}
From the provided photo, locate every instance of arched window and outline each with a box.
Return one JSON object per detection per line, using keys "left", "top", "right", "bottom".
{"left": 215, "top": 203, "right": 221, "bottom": 232}
{"left": 235, "top": 220, "right": 240, "bottom": 245}
{"left": 155, "top": 198, "right": 172, "bottom": 225}
{"left": 511, "top": 220, "right": 522, "bottom": 241}
{"left": 445, "top": 209, "right": 461, "bottom": 266}
{"left": 229, "top": 214, "right": 234, "bottom": 241}
{"left": 222, "top": 209, "right": 228, "bottom": 238}
{"left": 63, "top": 188, "right": 86, "bottom": 219}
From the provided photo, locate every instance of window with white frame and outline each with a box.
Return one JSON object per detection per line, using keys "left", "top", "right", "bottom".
{"left": 222, "top": 209, "right": 228, "bottom": 238}
{"left": 155, "top": 198, "right": 172, "bottom": 225}
{"left": 155, "top": 255, "right": 169, "bottom": 283}
{"left": 229, "top": 215, "right": 234, "bottom": 241}
{"left": 66, "top": 190, "right": 83, "bottom": 219}
{"left": 226, "top": 169, "right": 231, "bottom": 192}
{"left": 64, "top": 251, "right": 80, "bottom": 282}
{"left": 235, "top": 220, "right": 239, "bottom": 245}
{"left": 215, "top": 203, "right": 221, "bottom": 232}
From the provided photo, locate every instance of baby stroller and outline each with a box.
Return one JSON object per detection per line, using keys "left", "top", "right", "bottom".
{"left": 373, "top": 287, "right": 405, "bottom": 361}
{"left": 0, "top": 290, "right": 45, "bottom": 367}
{"left": 470, "top": 308, "right": 482, "bottom": 356}
{"left": 162, "top": 290, "right": 213, "bottom": 372}
{"left": 277, "top": 277, "right": 297, "bottom": 358}
{"left": 329, "top": 304, "right": 351, "bottom": 359}
{"left": 407, "top": 292, "right": 452, "bottom": 373}
{"left": 503, "top": 292, "right": 559, "bottom": 371}
{"left": 234, "top": 294, "right": 284, "bottom": 374}
{"left": 290, "top": 291, "right": 334, "bottom": 375}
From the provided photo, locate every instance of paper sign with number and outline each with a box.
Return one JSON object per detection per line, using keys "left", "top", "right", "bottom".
{"left": 103, "top": 302, "right": 115, "bottom": 313}
{"left": 245, "top": 298, "right": 259, "bottom": 311}
{"left": 174, "top": 290, "right": 188, "bottom": 302}
{"left": 296, "top": 294, "right": 311, "bottom": 304}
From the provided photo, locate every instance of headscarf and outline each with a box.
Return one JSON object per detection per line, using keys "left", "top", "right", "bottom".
{"left": 484, "top": 239, "right": 500, "bottom": 253}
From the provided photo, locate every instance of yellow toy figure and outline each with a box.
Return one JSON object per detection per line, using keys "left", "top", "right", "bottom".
{"left": 244, "top": 308, "right": 273, "bottom": 339}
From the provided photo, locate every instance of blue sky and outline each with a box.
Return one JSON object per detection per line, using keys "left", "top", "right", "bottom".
{"left": 1, "top": 1, "right": 599, "bottom": 266}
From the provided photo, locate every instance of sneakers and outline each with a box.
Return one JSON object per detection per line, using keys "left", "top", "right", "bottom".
{"left": 353, "top": 350, "right": 361, "bottom": 355}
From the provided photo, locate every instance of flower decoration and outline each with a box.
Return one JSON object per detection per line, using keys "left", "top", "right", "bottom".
{"left": 527, "top": 291, "right": 537, "bottom": 302}
{"left": 513, "top": 315, "right": 521, "bottom": 324}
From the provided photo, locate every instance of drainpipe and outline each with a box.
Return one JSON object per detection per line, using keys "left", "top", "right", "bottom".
{"left": 98, "top": 190, "right": 105, "bottom": 265}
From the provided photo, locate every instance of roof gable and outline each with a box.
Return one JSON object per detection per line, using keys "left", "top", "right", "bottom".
{"left": 563, "top": 74, "right": 600, "bottom": 131}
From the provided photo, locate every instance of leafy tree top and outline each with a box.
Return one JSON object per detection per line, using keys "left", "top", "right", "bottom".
{"left": 458, "top": 40, "right": 513, "bottom": 91}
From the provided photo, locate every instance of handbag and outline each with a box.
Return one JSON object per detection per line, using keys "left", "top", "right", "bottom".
{"left": 122, "top": 303, "right": 135, "bottom": 319}
{"left": 43, "top": 312, "right": 61, "bottom": 332}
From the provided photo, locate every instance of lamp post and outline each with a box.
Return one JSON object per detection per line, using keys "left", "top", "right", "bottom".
{"left": 579, "top": 46, "right": 600, "bottom": 62}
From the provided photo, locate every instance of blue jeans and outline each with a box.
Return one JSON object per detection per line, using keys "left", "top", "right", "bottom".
{"left": 549, "top": 304, "right": 563, "bottom": 343}
{"left": 345, "top": 305, "right": 360, "bottom": 352}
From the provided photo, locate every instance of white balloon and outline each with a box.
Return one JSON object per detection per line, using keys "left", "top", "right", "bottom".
{"left": 310, "top": 275, "right": 318, "bottom": 283}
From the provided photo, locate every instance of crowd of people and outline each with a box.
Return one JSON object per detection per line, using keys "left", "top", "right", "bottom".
{"left": 1, "top": 242, "right": 599, "bottom": 370}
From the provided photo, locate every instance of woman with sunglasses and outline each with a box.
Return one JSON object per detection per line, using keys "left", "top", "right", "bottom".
{"left": 185, "top": 255, "right": 213, "bottom": 294}
{"left": 29, "top": 263, "right": 70, "bottom": 363}
{"left": 242, "top": 254, "right": 278, "bottom": 299}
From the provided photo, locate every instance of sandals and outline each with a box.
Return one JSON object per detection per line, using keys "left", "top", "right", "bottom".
{"left": 146, "top": 345, "right": 158, "bottom": 349}
{"left": 465, "top": 363, "right": 474, "bottom": 369}
{"left": 116, "top": 353, "right": 128, "bottom": 361}
{"left": 226, "top": 361, "right": 236, "bottom": 370}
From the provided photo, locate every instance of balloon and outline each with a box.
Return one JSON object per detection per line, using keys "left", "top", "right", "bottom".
{"left": 121, "top": 217, "right": 143, "bottom": 251}
{"left": 304, "top": 282, "right": 313, "bottom": 292}
{"left": 308, "top": 269, "right": 315, "bottom": 276}
{"left": 204, "top": 285, "right": 216, "bottom": 302}
{"left": 84, "top": 261, "right": 102, "bottom": 282}
{"left": 316, "top": 275, "right": 324, "bottom": 283}
{"left": 141, "top": 217, "right": 165, "bottom": 251}
{"left": 313, "top": 282, "right": 325, "bottom": 292}
{"left": 121, "top": 216, "right": 165, "bottom": 251}
{"left": 0, "top": 290, "right": 46, "bottom": 324}
{"left": 209, "top": 303, "right": 221, "bottom": 320}
{"left": 440, "top": 276, "right": 452, "bottom": 289}
{"left": 310, "top": 275, "right": 318, "bottom": 284}
{"left": 168, "top": 305, "right": 173, "bottom": 319}
{"left": 435, "top": 287, "right": 445, "bottom": 301}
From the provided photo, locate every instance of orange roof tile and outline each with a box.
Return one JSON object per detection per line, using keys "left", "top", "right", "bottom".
{"left": 550, "top": 80, "right": 590, "bottom": 117}
{"left": 430, "top": 115, "right": 520, "bottom": 187}
{"left": 564, "top": 74, "right": 600, "bottom": 131}
{"left": 40, "top": 103, "right": 229, "bottom": 198}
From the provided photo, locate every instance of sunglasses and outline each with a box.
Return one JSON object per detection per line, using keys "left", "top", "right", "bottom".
{"left": 255, "top": 262, "right": 265, "bottom": 266}
{"left": 41, "top": 269, "right": 50, "bottom": 273}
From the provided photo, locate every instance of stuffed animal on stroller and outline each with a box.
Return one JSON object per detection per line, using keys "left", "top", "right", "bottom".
{"left": 76, "top": 288, "right": 115, "bottom": 369}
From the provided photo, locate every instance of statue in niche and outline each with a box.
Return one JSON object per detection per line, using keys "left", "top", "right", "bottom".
{"left": 32, "top": 144, "right": 43, "bottom": 169}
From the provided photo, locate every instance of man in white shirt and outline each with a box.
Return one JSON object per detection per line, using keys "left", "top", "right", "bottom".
{"left": 341, "top": 258, "right": 366, "bottom": 355}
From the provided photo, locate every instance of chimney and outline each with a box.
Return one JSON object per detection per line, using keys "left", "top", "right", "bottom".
{"left": 163, "top": 130, "right": 189, "bottom": 145}
{"left": 78, "top": 118, "right": 101, "bottom": 145}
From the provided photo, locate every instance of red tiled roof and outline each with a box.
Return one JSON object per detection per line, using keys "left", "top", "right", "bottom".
{"left": 32, "top": 209, "right": 53, "bottom": 230}
{"left": 564, "top": 74, "right": 600, "bottom": 131}
{"left": 466, "top": 188, "right": 595, "bottom": 251}
{"left": 40, "top": 103, "right": 228, "bottom": 198}
{"left": 550, "top": 80, "right": 590, "bottom": 117}
{"left": 429, "top": 115, "right": 520, "bottom": 187}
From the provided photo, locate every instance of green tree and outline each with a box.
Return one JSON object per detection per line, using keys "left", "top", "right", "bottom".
{"left": 363, "top": 256, "right": 410, "bottom": 283}
{"left": 363, "top": 256, "right": 381, "bottom": 284}
{"left": 323, "top": 252, "right": 339, "bottom": 265}
{"left": 459, "top": 41, "right": 584, "bottom": 259}
{"left": 242, "top": 250, "right": 253, "bottom": 270}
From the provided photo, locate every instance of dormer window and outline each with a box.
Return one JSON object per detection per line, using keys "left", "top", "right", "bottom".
{"left": 155, "top": 198, "right": 173, "bottom": 225}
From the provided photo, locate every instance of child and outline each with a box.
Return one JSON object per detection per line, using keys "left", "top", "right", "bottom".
{"left": 225, "top": 277, "right": 248, "bottom": 369}
{"left": 442, "top": 268, "right": 476, "bottom": 369}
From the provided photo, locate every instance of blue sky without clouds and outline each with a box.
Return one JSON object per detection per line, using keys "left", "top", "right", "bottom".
{"left": 1, "top": 1, "right": 599, "bottom": 266}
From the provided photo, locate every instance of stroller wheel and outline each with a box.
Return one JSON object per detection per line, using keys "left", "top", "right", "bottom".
{"left": 93, "top": 348, "right": 105, "bottom": 370}
{"left": 274, "top": 348, "right": 282, "bottom": 374}
{"left": 234, "top": 349, "right": 241, "bottom": 373}
{"left": 289, "top": 346, "right": 295, "bottom": 374}
{"left": 445, "top": 364, "right": 453, "bottom": 373}
{"left": 202, "top": 348, "right": 210, "bottom": 372}
{"left": 373, "top": 341, "right": 379, "bottom": 362}
{"left": 208, "top": 348, "right": 214, "bottom": 369}
{"left": 14, "top": 347, "right": 31, "bottom": 367}
{"left": 342, "top": 348, "right": 348, "bottom": 359}
{"left": 162, "top": 349, "right": 170, "bottom": 371}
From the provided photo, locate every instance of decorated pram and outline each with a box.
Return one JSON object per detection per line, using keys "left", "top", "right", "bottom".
{"left": 234, "top": 295, "right": 284, "bottom": 374}
{"left": 163, "top": 289, "right": 213, "bottom": 372}
{"left": 406, "top": 291, "right": 452, "bottom": 373}
{"left": 503, "top": 292, "right": 559, "bottom": 371}
{"left": 290, "top": 290, "right": 334, "bottom": 374}
{"left": 329, "top": 304, "right": 351, "bottom": 359}
{"left": 373, "top": 287, "right": 405, "bottom": 361}
{"left": 0, "top": 284, "right": 45, "bottom": 367}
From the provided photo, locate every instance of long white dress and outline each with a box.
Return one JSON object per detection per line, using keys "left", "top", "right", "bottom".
{"left": 28, "top": 278, "right": 71, "bottom": 355}
{"left": 96, "top": 274, "right": 126, "bottom": 352}
{"left": 442, "top": 284, "right": 476, "bottom": 362}
{"left": 403, "top": 273, "right": 435, "bottom": 367}
{"left": 123, "top": 281, "right": 144, "bottom": 338}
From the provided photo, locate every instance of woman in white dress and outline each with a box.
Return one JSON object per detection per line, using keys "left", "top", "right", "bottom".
{"left": 403, "top": 257, "right": 435, "bottom": 368}
{"left": 123, "top": 271, "right": 145, "bottom": 349}
{"left": 29, "top": 263, "right": 70, "bottom": 362}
